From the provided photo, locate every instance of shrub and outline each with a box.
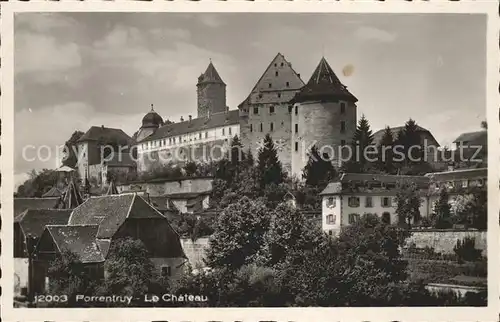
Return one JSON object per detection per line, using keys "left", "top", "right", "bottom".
{"left": 453, "top": 237, "right": 482, "bottom": 262}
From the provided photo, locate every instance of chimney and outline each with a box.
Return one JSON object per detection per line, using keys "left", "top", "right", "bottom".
{"left": 297, "top": 73, "right": 301, "bottom": 78}
{"left": 180, "top": 116, "right": 184, "bottom": 122}
{"left": 101, "top": 125, "right": 105, "bottom": 129}
{"left": 189, "top": 115, "right": 192, "bottom": 122}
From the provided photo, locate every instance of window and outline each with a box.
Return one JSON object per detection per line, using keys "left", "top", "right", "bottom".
{"left": 277, "top": 93, "right": 281, "bottom": 98}
{"left": 295, "top": 106, "right": 298, "bottom": 115}
{"left": 288, "top": 105, "right": 293, "bottom": 113}
{"left": 462, "top": 180, "right": 468, "bottom": 188}
{"left": 169, "top": 138, "right": 172, "bottom": 145}
{"left": 340, "top": 102, "right": 346, "bottom": 114}
{"left": 250, "top": 124, "right": 253, "bottom": 132}
{"left": 348, "top": 197, "right": 360, "bottom": 207}
{"left": 268, "top": 83, "right": 272, "bottom": 88}
{"left": 269, "top": 106, "right": 275, "bottom": 114}
{"left": 365, "top": 196, "right": 373, "bottom": 208}
{"left": 161, "top": 265, "right": 172, "bottom": 277}
{"left": 205, "top": 132, "right": 208, "bottom": 138}
{"left": 281, "top": 62, "right": 284, "bottom": 67}
{"left": 327, "top": 214, "right": 336, "bottom": 224}
{"left": 382, "top": 197, "right": 391, "bottom": 207}
{"left": 295, "top": 124, "right": 298, "bottom": 133}
{"left": 270, "top": 122, "right": 274, "bottom": 132}
{"left": 327, "top": 197, "right": 336, "bottom": 207}
{"left": 229, "top": 127, "right": 232, "bottom": 135}
{"left": 341, "top": 140, "right": 346, "bottom": 146}
{"left": 275, "top": 71, "right": 279, "bottom": 77}
{"left": 253, "top": 107, "right": 259, "bottom": 115}
{"left": 199, "top": 133, "right": 202, "bottom": 139}
{"left": 281, "top": 121, "right": 284, "bottom": 127}
{"left": 258, "top": 93, "right": 263, "bottom": 99}
{"left": 328, "top": 230, "right": 333, "bottom": 236}
{"left": 222, "top": 128, "right": 226, "bottom": 135}
{"left": 274, "top": 63, "right": 277, "bottom": 67}
{"left": 260, "top": 123, "right": 263, "bottom": 132}
{"left": 348, "top": 213, "right": 360, "bottom": 224}
{"left": 295, "top": 142, "right": 298, "bottom": 152}
{"left": 340, "top": 121, "right": 346, "bottom": 133}
{"left": 286, "top": 81, "right": 290, "bottom": 87}
{"left": 382, "top": 212, "right": 391, "bottom": 224}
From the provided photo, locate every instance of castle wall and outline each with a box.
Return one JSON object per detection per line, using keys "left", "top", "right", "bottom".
{"left": 197, "top": 83, "right": 226, "bottom": 118}
{"left": 406, "top": 230, "right": 486, "bottom": 255}
{"left": 291, "top": 100, "right": 357, "bottom": 178}
{"left": 117, "top": 177, "right": 213, "bottom": 196}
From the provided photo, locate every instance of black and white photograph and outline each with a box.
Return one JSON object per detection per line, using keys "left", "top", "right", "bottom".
{"left": 1, "top": 1, "right": 499, "bottom": 321}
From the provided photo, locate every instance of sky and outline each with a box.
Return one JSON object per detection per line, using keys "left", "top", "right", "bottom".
{"left": 14, "top": 12, "right": 486, "bottom": 186}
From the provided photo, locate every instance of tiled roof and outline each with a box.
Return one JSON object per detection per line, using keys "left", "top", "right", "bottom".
{"left": 77, "top": 126, "right": 134, "bottom": 145}
{"left": 197, "top": 62, "right": 225, "bottom": 85}
{"left": 453, "top": 131, "right": 487, "bottom": 145}
{"left": 15, "top": 209, "right": 72, "bottom": 238}
{"left": 291, "top": 57, "right": 357, "bottom": 104}
{"left": 42, "top": 187, "right": 63, "bottom": 198}
{"left": 425, "top": 168, "right": 487, "bottom": 181}
{"left": 68, "top": 194, "right": 165, "bottom": 238}
{"left": 372, "top": 125, "right": 431, "bottom": 145}
{"left": 137, "top": 110, "right": 239, "bottom": 143}
{"left": 14, "top": 198, "right": 59, "bottom": 217}
{"left": 46, "top": 225, "right": 105, "bottom": 263}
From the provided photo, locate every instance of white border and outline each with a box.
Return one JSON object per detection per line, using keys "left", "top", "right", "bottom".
{"left": 1, "top": 1, "right": 499, "bottom": 321}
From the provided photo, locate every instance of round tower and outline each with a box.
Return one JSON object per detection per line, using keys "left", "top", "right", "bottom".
{"left": 291, "top": 57, "right": 358, "bottom": 178}
{"left": 136, "top": 104, "right": 163, "bottom": 142}
{"left": 197, "top": 61, "right": 227, "bottom": 118}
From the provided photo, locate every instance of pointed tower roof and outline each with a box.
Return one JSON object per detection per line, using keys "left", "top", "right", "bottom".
{"left": 291, "top": 57, "right": 357, "bottom": 104}
{"left": 106, "top": 180, "right": 119, "bottom": 195}
{"left": 197, "top": 61, "right": 226, "bottom": 85}
{"left": 59, "top": 179, "right": 84, "bottom": 209}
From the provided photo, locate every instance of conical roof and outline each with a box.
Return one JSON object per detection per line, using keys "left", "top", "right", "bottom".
{"left": 42, "top": 186, "right": 63, "bottom": 198}
{"left": 58, "top": 179, "right": 84, "bottom": 209}
{"left": 106, "top": 180, "right": 119, "bottom": 195}
{"left": 291, "top": 57, "right": 357, "bottom": 104}
{"left": 197, "top": 62, "right": 225, "bottom": 85}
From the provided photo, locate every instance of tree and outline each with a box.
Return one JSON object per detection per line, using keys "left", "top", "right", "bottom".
{"left": 395, "top": 181, "right": 422, "bottom": 229}
{"left": 257, "top": 203, "right": 323, "bottom": 267}
{"left": 257, "top": 134, "right": 286, "bottom": 188}
{"left": 205, "top": 197, "right": 271, "bottom": 271}
{"left": 16, "top": 169, "right": 59, "bottom": 197}
{"left": 465, "top": 190, "right": 487, "bottom": 230}
{"left": 100, "top": 238, "right": 156, "bottom": 304}
{"left": 395, "top": 119, "right": 425, "bottom": 170}
{"left": 343, "top": 115, "right": 375, "bottom": 173}
{"left": 302, "top": 145, "right": 336, "bottom": 188}
{"left": 432, "top": 189, "right": 453, "bottom": 229}
{"left": 61, "top": 130, "right": 85, "bottom": 168}
{"left": 376, "top": 126, "right": 396, "bottom": 174}
{"left": 183, "top": 161, "right": 198, "bottom": 177}
{"left": 277, "top": 214, "right": 411, "bottom": 306}
{"left": 47, "top": 250, "right": 97, "bottom": 307}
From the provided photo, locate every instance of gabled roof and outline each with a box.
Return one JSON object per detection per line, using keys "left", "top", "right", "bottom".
{"left": 68, "top": 194, "right": 165, "bottom": 238}
{"left": 197, "top": 62, "right": 225, "bottom": 85}
{"left": 45, "top": 225, "right": 105, "bottom": 263}
{"left": 372, "top": 125, "right": 437, "bottom": 145}
{"left": 136, "top": 110, "right": 239, "bottom": 143}
{"left": 453, "top": 131, "right": 487, "bottom": 145}
{"left": 291, "top": 57, "right": 357, "bottom": 104}
{"left": 77, "top": 126, "right": 134, "bottom": 145}
{"left": 14, "top": 209, "right": 72, "bottom": 239}
{"left": 14, "top": 198, "right": 60, "bottom": 217}
{"left": 42, "top": 186, "right": 63, "bottom": 198}
{"left": 238, "top": 53, "right": 304, "bottom": 107}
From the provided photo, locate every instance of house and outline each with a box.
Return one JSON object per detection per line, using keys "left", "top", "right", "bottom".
{"left": 319, "top": 173, "right": 431, "bottom": 236}
{"left": 13, "top": 209, "right": 72, "bottom": 295}
{"left": 452, "top": 131, "right": 487, "bottom": 166}
{"left": 32, "top": 193, "right": 187, "bottom": 294}
{"left": 320, "top": 168, "right": 488, "bottom": 236}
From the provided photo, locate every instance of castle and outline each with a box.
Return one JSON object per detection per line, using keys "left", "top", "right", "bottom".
{"left": 134, "top": 53, "right": 359, "bottom": 178}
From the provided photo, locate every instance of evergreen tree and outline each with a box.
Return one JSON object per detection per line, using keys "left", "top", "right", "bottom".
{"left": 229, "top": 135, "right": 245, "bottom": 167}
{"left": 433, "top": 189, "right": 453, "bottom": 229}
{"left": 257, "top": 134, "right": 285, "bottom": 187}
{"left": 61, "top": 130, "right": 85, "bottom": 168}
{"left": 302, "top": 145, "right": 336, "bottom": 188}
{"left": 343, "top": 115, "right": 375, "bottom": 173}
{"left": 395, "top": 119, "right": 423, "bottom": 167}
{"left": 377, "top": 126, "right": 396, "bottom": 174}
